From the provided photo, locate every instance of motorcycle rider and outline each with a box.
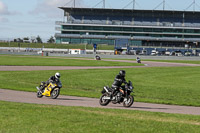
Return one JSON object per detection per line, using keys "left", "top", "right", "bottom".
{"left": 39, "top": 72, "right": 61, "bottom": 91}
{"left": 95, "top": 55, "right": 101, "bottom": 60}
{"left": 111, "top": 70, "right": 127, "bottom": 100}
{"left": 136, "top": 57, "right": 141, "bottom": 63}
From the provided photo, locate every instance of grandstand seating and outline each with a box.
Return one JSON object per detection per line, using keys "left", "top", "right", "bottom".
{"left": 68, "top": 13, "right": 200, "bottom": 28}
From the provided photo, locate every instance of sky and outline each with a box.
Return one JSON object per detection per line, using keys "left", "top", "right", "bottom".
{"left": 0, "top": 0, "right": 200, "bottom": 42}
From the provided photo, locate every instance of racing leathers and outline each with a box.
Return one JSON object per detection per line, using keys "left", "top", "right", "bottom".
{"left": 40, "top": 76, "right": 59, "bottom": 91}
{"left": 111, "top": 74, "right": 126, "bottom": 99}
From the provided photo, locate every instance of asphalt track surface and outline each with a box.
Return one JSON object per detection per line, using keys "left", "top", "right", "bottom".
{"left": 1, "top": 59, "right": 200, "bottom": 115}
{"left": 1, "top": 89, "right": 200, "bottom": 115}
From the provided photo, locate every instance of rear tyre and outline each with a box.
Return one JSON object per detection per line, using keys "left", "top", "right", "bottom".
{"left": 123, "top": 95, "right": 134, "bottom": 107}
{"left": 99, "top": 93, "right": 110, "bottom": 106}
{"left": 51, "top": 89, "right": 60, "bottom": 99}
{"left": 37, "top": 91, "right": 43, "bottom": 98}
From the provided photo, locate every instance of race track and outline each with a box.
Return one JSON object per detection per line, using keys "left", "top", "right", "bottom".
{"left": 0, "top": 60, "right": 200, "bottom": 115}
{"left": 1, "top": 89, "right": 200, "bottom": 115}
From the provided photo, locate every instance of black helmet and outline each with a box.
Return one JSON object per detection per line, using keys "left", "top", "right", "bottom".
{"left": 119, "top": 70, "right": 126, "bottom": 77}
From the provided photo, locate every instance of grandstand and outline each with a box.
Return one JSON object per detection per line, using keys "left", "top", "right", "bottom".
{"left": 55, "top": 3, "right": 200, "bottom": 55}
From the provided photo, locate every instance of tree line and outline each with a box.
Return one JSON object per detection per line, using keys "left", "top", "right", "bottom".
{"left": 13, "top": 36, "right": 55, "bottom": 43}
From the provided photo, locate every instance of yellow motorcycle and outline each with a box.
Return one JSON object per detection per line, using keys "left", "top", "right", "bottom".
{"left": 36, "top": 80, "right": 62, "bottom": 99}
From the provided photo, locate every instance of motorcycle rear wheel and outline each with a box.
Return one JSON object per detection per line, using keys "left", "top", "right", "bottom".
{"left": 51, "top": 89, "right": 60, "bottom": 99}
{"left": 37, "top": 91, "right": 43, "bottom": 98}
{"left": 123, "top": 95, "right": 134, "bottom": 107}
{"left": 99, "top": 93, "right": 110, "bottom": 106}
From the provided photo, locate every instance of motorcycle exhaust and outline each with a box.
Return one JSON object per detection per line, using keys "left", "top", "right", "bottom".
{"left": 104, "top": 87, "right": 109, "bottom": 93}
{"left": 103, "top": 96, "right": 111, "bottom": 100}
{"left": 36, "top": 87, "right": 40, "bottom": 91}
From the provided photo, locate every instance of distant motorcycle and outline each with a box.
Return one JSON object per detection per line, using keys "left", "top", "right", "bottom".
{"left": 99, "top": 81, "right": 134, "bottom": 107}
{"left": 136, "top": 57, "right": 141, "bottom": 63}
{"left": 95, "top": 55, "right": 101, "bottom": 60}
{"left": 36, "top": 79, "right": 62, "bottom": 99}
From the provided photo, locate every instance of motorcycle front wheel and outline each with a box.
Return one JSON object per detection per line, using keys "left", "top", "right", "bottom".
{"left": 37, "top": 91, "right": 43, "bottom": 98}
{"left": 123, "top": 95, "right": 134, "bottom": 107}
{"left": 51, "top": 89, "right": 60, "bottom": 99}
{"left": 99, "top": 93, "right": 110, "bottom": 106}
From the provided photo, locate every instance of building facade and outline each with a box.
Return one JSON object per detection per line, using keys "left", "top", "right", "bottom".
{"left": 55, "top": 7, "right": 200, "bottom": 48}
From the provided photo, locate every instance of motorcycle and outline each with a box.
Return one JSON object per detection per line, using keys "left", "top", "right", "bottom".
{"left": 36, "top": 79, "right": 62, "bottom": 99}
{"left": 99, "top": 81, "right": 134, "bottom": 107}
{"left": 136, "top": 58, "right": 141, "bottom": 63}
{"left": 95, "top": 55, "right": 101, "bottom": 60}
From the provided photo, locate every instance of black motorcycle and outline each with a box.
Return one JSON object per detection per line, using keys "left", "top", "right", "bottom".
{"left": 99, "top": 81, "right": 134, "bottom": 107}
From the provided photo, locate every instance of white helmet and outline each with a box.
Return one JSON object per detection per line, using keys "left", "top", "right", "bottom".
{"left": 55, "top": 72, "right": 61, "bottom": 79}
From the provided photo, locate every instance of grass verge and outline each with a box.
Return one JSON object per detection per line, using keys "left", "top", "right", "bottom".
{"left": 143, "top": 59, "right": 200, "bottom": 64}
{"left": 104, "top": 58, "right": 200, "bottom": 64}
{"left": 1, "top": 67, "right": 200, "bottom": 106}
{"left": 0, "top": 101, "right": 200, "bottom": 133}
{"left": 0, "top": 55, "right": 142, "bottom": 66}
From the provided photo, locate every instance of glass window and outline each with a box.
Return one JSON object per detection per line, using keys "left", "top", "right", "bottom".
{"left": 185, "top": 29, "right": 194, "bottom": 33}
{"left": 103, "top": 27, "right": 113, "bottom": 31}
{"left": 83, "top": 26, "right": 92, "bottom": 30}
{"left": 143, "top": 28, "right": 152, "bottom": 32}
{"left": 133, "top": 28, "right": 143, "bottom": 32}
{"left": 73, "top": 26, "right": 82, "bottom": 30}
{"left": 153, "top": 28, "right": 162, "bottom": 32}
{"left": 123, "top": 27, "right": 132, "bottom": 31}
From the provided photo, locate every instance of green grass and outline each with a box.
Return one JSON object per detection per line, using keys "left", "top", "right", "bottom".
{"left": 0, "top": 42, "right": 114, "bottom": 50}
{"left": 143, "top": 59, "right": 200, "bottom": 64}
{"left": 0, "top": 101, "right": 200, "bottom": 133}
{"left": 1, "top": 67, "right": 200, "bottom": 106}
{"left": 105, "top": 58, "right": 200, "bottom": 64}
{"left": 0, "top": 55, "right": 143, "bottom": 66}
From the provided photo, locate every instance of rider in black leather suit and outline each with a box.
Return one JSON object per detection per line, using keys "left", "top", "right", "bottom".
{"left": 40, "top": 72, "right": 61, "bottom": 91}
{"left": 111, "top": 70, "right": 127, "bottom": 99}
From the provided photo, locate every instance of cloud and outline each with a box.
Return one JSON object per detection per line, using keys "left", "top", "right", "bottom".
{"left": 0, "top": 0, "right": 10, "bottom": 15}
{"left": 30, "top": 0, "right": 85, "bottom": 18}
{"left": 0, "top": 0, "right": 19, "bottom": 15}
{"left": 0, "top": 0, "right": 10, "bottom": 23}
{"left": 0, "top": 16, "right": 8, "bottom": 22}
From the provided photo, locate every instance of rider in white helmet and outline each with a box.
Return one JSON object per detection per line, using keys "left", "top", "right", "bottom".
{"left": 54, "top": 72, "right": 61, "bottom": 79}
{"left": 48, "top": 72, "right": 61, "bottom": 83}
{"left": 40, "top": 72, "right": 61, "bottom": 91}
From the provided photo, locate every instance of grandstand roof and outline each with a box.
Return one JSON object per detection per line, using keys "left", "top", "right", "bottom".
{"left": 59, "top": 7, "right": 200, "bottom": 15}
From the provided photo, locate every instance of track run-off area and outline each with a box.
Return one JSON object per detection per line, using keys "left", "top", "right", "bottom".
{"left": 1, "top": 59, "right": 200, "bottom": 115}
